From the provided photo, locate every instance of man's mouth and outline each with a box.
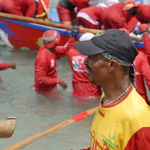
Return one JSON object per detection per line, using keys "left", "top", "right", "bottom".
{"left": 86, "top": 66, "right": 92, "bottom": 75}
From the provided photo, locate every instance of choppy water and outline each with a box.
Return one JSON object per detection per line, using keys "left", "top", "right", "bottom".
{"left": 0, "top": 45, "right": 99, "bottom": 150}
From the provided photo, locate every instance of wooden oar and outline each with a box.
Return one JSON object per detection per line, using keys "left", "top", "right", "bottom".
{"left": 0, "top": 12, "right": 143, "bottom": 42}
{"left": 0, "top": 12, "right": 96, "bottom": 33}
{"left": 0, "top": 12, "right": 71, "bottom": 30}
{"left": 4, "top": 107, "right": 98, "bottom": 150}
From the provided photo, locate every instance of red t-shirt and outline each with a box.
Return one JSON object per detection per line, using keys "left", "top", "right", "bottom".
{"left": 136, "top": 4, "right": 150, "bottom": 23}
{"left": 134, "top": 51, "right": 150, "bottom": 102}
{"left": 33, "top": 46, "right": 62, "bottom": 91}
{"left": 55, "top": 38, "right": 101, "bottom": 98}
{"left": 101, "top": 3, "right": 138, "bottom": 32}
{"left": 77, "top": 5, "right": 107, "bottom": 29}
{"left": 0, "top": 0, "right": 36, "bottom": 17}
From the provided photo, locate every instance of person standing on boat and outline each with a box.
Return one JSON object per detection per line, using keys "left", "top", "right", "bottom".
{"left": 56, "top": 0, "right": 90, "bottom": 26}
{"left": 0, "top": 0, "right": 36, "bottom": 17}
{"left": 32, "top": 30, "right": 67, "bottom": 92}
{"left": 77, "top": 0, "right": 119, "bottom": 29}
{"left": 123, "top": 0, "right": 150, "bottom": 24}
{"left": 75, "top": 29, "right": 150, "bottom": 150}
{"left": 55, "top": 27, "right": 102, "bottom": 99}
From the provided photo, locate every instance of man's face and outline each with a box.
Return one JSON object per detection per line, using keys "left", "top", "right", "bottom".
{"left": 127, "top": 7, "right": 138, "bottom": 16}
{"left": 84, "top": 54, "right": 110, "bottom": 86}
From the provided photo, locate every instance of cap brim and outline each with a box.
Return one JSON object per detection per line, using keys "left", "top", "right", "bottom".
{"left": 74, "top": 40, "right": 104, "bottom": 56}
{"left": 123, "top": 3, "right": 140, "bottom": 10}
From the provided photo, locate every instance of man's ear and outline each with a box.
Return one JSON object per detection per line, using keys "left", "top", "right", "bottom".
{"left": 108, "top": 60, "right": 118, "bottom": 72}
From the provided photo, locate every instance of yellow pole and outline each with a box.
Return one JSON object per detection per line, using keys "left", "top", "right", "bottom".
{"left": 4, "top": 107, "right": 98, "bottom": 150}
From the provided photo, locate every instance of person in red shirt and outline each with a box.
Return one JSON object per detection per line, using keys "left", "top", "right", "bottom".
{"left": 0, "top": 61, "right": 16, "bottom": 82}
{"left": 133, "top": 23, "right": 150, "bottom": 104}
{"left": 134, "top": 51, "right": 150, "bottom": 104}
{"left": 55, "top": 26, "right": 102, "bottom": 98}
{"left": 77, "top": 3, "right": 108, "bottom": 29}
{"left": 123, "top": 0, "right": 150, "bottom": 24}
{"left": 0, "top": 62, "right": 16, "bottom": 71}
{"left": 100, "top": 2, "right": 138, "bottom": 33}
{"left": 32, "top": 30, "right": 67, "bottom": 93}
{"left": 0, "top": 0, "right": 36, "bottom": 17}
{"left": 137, "top": 24, "right": 150, "bottom": 64}
{"left": 77, "top": 0, "right": 119, "bottom": 29}
{"left": 56, "top": 0, "right": 90, "bottom": 26}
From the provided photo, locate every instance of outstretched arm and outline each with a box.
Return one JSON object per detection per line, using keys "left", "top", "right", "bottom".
{"left": 0, "top": 62, "right": 16, "bottom": 70}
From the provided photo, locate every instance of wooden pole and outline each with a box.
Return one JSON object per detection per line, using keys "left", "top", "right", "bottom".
{"left": 0, "top": 12, "right": 72, "bottom": 30}
{"left": 4, "top": 107, "right": 98, "bottom": 150}
{"left": 0, "top": 12, "right": 143, "bottom": 42}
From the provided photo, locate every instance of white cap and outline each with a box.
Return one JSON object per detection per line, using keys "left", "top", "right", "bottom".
{"left": 106, "top": 0, "right": 119, "bottom": 7}
{"left": 89, "top": 0, "right": 119, "bottom": 7}
{"left": 96, "top": 3, "right": 108, "bottom": 8}
{"left": 79, "top": 33, "right": 95, "bottom": 41}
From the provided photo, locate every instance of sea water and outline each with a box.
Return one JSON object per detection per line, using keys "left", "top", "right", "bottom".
{"left": 0, "top": 45, "right": 99, "bottom": 150}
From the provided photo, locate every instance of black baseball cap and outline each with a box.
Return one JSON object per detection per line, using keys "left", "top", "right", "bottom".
{"left": 75, "top": 29, "right": 138, "bottom": 64}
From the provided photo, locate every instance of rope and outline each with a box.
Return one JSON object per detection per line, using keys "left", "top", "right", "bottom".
{"left": 4, "top": 107, "right": 98, "bottom": 150}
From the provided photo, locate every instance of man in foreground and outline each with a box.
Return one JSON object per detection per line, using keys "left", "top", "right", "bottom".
{"left": 75, "top": 29, "right": 150, "bottom": 149}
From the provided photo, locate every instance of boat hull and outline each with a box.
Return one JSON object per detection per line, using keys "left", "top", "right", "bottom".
{"left": 0, "top": 14, "right": 144, "bottom": 51}
{"left": 0, "top": 18, "right": 73, "bottom": 51}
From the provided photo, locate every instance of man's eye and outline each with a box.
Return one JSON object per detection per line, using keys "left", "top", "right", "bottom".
{"left": 88, "top": 56, "right": 93, "bottom": 61}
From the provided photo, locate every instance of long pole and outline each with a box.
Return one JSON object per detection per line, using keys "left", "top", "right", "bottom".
{"left": 4, "top": 107, "right": 98, "bottom": 150}
{"left": 0, "top": 12, "right": 143, "bottom": 42}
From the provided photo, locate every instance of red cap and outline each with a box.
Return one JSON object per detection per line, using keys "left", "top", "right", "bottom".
{"left": 123, "top": 0, "right": 141, "bottom": 11}
{"left": 43, "top": 30, "right": 60, "bottom": 48}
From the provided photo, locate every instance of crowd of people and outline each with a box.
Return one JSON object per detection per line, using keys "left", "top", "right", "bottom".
{"left": 1, "top": 0, "right": 149, "bottom": 100}
{"left": 31, "top": 28, "right": 102, "bottom": 99}
{"left": 0, "top": 0, "right": 150, "bottom": 149}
